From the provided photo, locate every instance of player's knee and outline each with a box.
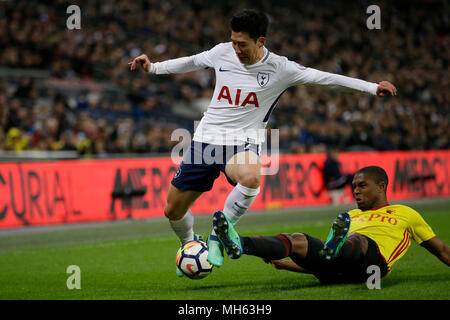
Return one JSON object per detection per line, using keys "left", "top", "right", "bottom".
{"left": 278, "top": 233, "right": 294, "bottom": 242}
{"left": 163, "top": 204, "right": 172, "bottom": 219}
{"left": 289, "top": 232, "right": 306, "bottom": 243}
{"left": 276, "top": 233, "right": 307, "bottom": 257}
{"left": 237, "top": 174, "right": 261, "bottom": 189}
{"left": 289, "top": 233, "right": 308, "bottom": 257}
{"left": 164, "top": 202, "right": 182, "bottom": 220}
{"left": 348, "top": 232, "right": 368, "bottom": 254}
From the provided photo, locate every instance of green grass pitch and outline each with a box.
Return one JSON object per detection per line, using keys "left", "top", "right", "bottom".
{"left": 0, "top": 199, "right": 449, "bottom": 300}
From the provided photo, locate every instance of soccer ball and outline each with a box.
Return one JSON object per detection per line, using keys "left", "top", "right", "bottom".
{"left": 176, "top": 240, "right": 213, "bottom": 279}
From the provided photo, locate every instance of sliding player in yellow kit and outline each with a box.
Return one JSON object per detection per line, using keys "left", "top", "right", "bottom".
{"left": 213, "top": 166, "right": 450, "bottom": 284}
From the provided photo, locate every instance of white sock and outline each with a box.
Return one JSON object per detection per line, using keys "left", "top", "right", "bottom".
{"left": 169, "top": 209, "right": 194, "bottom": 245}
{"left": 209, "top": 183, "right": 260, "bottom": 240}
{"left": 223, "top": 183, "right": 260, "bottom": 224}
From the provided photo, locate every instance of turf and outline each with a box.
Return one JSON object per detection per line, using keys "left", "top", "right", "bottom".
{"left": 0, "top": 198, "right": 449, "bottom": 300}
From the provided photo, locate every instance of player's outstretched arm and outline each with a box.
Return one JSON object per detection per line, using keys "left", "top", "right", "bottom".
{"left": 128, "top": 51, "right": 211, "bottom": 75}
{"left": 128, "top": 54, "right": 151, "bottom": 72}
{"left": 376, "top": 81, "right": 397, "bottom": 97}
{"left": 264, "top": 259, "right": 311, "bottom": 274}
{"left": 287, "top": 63, "right": 397, "bottom": 97}
{"left": 420, "top": 236, "right": 450, "bottom": 266}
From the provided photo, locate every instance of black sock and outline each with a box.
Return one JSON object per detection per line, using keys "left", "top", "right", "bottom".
{"left": 242, "top": 235, "right": 292, "bottom": 260}
{"left": 339, "top": 236, "right": 363, "bottom": 262}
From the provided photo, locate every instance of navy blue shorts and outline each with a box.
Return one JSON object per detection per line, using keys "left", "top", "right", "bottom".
{"left": 171, "top": 141, "right": 260, "bottom": 192}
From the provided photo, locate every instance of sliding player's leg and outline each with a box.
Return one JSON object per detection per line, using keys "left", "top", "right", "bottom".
{"left": 213, "top": 211, "right": 375, "bottom": 284}
{"left": 212, "top": 209, "right": 297, "bottom": 261}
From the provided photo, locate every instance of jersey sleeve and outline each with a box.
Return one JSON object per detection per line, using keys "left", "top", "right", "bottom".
{"left": 149, "top": 43, "right": 225, "bottom": 75}
{"left": 406, "top": 207, "right": 436, "bottom": 244}
{"left": 282, "top": 59, "right": 378, "bottom": 95}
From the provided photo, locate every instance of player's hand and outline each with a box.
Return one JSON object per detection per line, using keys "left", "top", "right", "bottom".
{"left": 128, "top": 54, "right": 151, "bottom": 72}
{"left": 376, "top": 81, "right": 397, "bottom": 97}
{"left": 263, "top": 258, "right": 286, "bottom": 270}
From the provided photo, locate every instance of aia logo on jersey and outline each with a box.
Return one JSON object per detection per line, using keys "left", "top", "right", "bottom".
{"left": 257, "top": 72, "right": 269, "bottom": 87}
{"left": 217, "top": 86, "right": 259, "bottom": 108}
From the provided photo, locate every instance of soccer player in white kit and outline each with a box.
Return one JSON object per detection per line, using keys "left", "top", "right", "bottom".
{"left": 129, "top": 9, "right": 397, "bottom": 276}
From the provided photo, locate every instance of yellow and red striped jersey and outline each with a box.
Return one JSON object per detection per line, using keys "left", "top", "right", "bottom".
{"left": 348, "top": 204, "right": 436, "bottom": 271}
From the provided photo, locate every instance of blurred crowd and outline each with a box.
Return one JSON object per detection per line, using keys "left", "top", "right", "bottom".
{"left": 0, "top": 0, "right": 448, "bottom": 155}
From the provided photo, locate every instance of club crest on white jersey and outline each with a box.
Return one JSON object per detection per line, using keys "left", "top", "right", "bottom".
{"left": 257, "top": 72, "right": 270, "bottom": 87}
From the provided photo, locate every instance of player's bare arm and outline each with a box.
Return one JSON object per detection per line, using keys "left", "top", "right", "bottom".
{"left": 266, "top": 259, "right": 311, "bottom": 274}
{"left": 420, "top": 236, "right": 450, "bottom": 266}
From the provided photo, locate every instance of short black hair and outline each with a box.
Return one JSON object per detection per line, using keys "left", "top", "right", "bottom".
{"left": 230, "top": 9, "right": 269, "bottom": 41}
{"left": 355, "top": 166, "right": 389, "bottom": 188}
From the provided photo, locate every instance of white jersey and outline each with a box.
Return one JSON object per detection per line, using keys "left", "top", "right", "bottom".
{"left": 149, "top": 42, "right": 378, "bottom": 145}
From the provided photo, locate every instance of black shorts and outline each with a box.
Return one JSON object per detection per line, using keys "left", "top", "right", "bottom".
{"left": 292, "top": 234, "right": 388, "bottom": 285}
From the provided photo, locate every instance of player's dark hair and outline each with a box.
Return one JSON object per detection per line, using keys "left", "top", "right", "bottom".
{"left": 356, "top": 166, "right": 389, "bottom": 190}
{"left": 230, "top": 9, "right": 269, "bottom": 41}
